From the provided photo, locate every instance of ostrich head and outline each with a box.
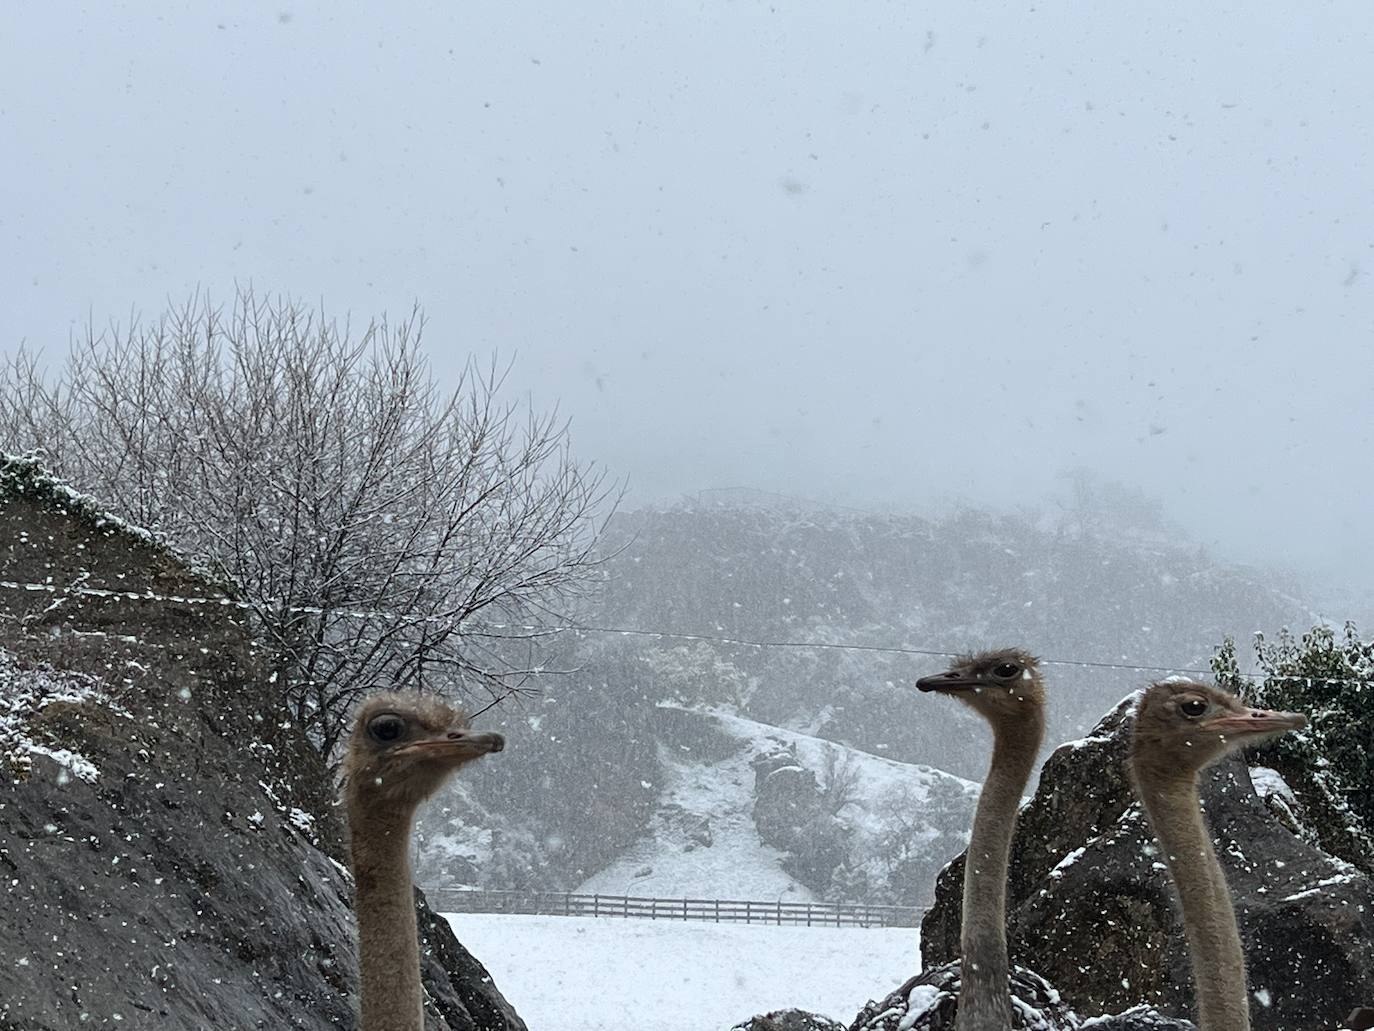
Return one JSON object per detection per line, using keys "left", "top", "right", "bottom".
{"left": 343, "top": 692, "right": 505, "bottom": 810}
{"left": 916, "top": 647, "right": 1044, "bottom": 725}
{"left": 1129, "top": 680, "right": 1305, "bottom": 782}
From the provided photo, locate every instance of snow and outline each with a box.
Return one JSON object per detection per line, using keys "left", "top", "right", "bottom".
{"left": 1047, "top": 846, "right": 1086, "bottom": 880}
{"left": 444, "top": 913, "right": 917, "bottom": 1031}
{"left": 577, "top": 714, "right": 816, "bottom": 899}
{"left": 0, "top": 646, "right": 123, "bottom": 783}
{"left": 1248, "top": 765, "right": 1295, "bottom": 802}
{"left": 1280, "top": 871, "right": 1357, "bottom": 902}
{"left": 705, "top": 707, "right": 976, "bottom": 821}
{"left": 578, "top": 705, "right": 976, "bottom": 900}
{"left": 1055, "top": 693, "right": 1143, "bottom": 754}
{"left": 1056, "top": 734, "right": 1113, "bottom": 752}
{"left": 23, "top": 744, "right": 99, "bottom": 783}
{"left": 0, "top": 454, "right": 141, "bottom": 533}
{"left": 901, "top": 985, "right": 942, "bottom": 1028}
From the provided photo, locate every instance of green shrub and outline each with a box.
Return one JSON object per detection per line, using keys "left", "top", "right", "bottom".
{"left": 1212, "top": 623, "right": 1374, "bottom": 872}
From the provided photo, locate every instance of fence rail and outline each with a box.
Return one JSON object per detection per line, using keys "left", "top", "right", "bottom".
{"left": 427, "top": 887, "right": 920, "bottom": 928}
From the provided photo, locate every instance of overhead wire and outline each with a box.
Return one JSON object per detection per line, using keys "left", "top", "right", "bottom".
{"left": 1, "top": 577, "right": 1369, "bottom": 689}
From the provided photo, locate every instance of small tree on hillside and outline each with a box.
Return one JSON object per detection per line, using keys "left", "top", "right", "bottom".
{"left": 1212, "top": 622, "right": 1374, "bottom": 872}
{"left": 0, "top": 290, "right": 617, "bottom": 760}
{"left": 819, "top": 746, "right": 862, "bottom": 816}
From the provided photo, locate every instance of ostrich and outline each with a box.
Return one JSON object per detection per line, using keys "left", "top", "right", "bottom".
{"left": 915, "top": 648, "right": 1047, "bottom": 1031}
{"left": 343, "top": 691, "right": 506, "bottom": 1031}
{"left": 1127, "top": 680, "right": 1305, "bottom": 1031}
{"left": 850, "top": 654, "right": 1193, "bottom": 1031}
{"left": 850, "top": 649, "right": 1065, "bottom": 1031}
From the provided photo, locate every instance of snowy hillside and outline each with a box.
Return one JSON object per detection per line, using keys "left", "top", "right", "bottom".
{"left": 416, "top": 497, "right": 1313, "bottom": 902}
{"left": 419, "top": 703, "right": 978, "bottom": 907}
{"left": 593, "top": 502, "right": 1315, "bottom": 776}
{"left": 703, "top": 707, "right": 978, "bottom": 841}
{"left": 578, "top": 707, "right": 818, "bottom": 899}
{"left": 579, "top": 706, "right": 976, "bottom": 901}
{"left": 444, "top": 913, "right": 917, "bottom": 1031}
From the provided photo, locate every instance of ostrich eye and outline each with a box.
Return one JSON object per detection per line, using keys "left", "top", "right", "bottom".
{"left": 368, "top": 714, "right": 406, "bottom": 743}
{"left": 992, "top": 662, "right": 1021, "bottom": 679}
{"left": 1179, "top": 698, "right": 1208, "bottom": 718}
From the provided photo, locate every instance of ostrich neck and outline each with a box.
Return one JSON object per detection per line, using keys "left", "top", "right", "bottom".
{"left": 348, "top": 799, "right": 424, "bottom": 1031}
{"left": 1136, "top": 774, "right": 1250, "bottom": 1031}
{"left": 956, "top": 710, "right": 1043, "bottom": 1031}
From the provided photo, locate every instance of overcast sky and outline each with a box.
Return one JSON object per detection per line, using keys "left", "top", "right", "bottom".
{"left": 3, "top": 1, "right": 1372, "bottom": 608}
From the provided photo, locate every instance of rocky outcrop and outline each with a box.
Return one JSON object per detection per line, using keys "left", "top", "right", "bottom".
{"left": 848, "top": 965, "right": 1083, "bottom": 1031}
{"left": 747, "top": 738, "right": 978, "bottom": 906}
{"left": 919, "top": 693, "right": 1374, "bottom": 1030}
{"left": 732, "top": 1010, "right": 846, "bottom": 1031}
{"left": 846, "top": 970, "right": 1195, "bottom": 1030}
{"left": 0, "top": 456, "right": 524, "bottom": 1030}
{"left": 751, "top": 744, "right": 850, "bottom": 891}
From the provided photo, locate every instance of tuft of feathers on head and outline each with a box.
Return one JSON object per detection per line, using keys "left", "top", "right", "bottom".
{"left": 915, "top": 647, "right": 1046, "bottom": 728}
{"left": 949, "top": 647, "right": 1041, "bottom": 675}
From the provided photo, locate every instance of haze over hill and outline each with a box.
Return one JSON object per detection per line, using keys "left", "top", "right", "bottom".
{"left": 417, "top": 492, "right": 1319, "bottom": 901}
{"left": 5, "top": 2, "right": 1373, "bottom": 608}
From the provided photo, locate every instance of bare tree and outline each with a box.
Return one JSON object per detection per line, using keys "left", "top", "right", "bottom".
{"left": 819, "top": 746, "right": 862, "bottom": 815}
{"left": 0, "top": 289, "right": 618, "bottom": 760}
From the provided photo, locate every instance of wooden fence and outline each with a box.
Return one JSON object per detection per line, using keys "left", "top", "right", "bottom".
{"left": 426, "top": 887, "right": 920, "bottom": 928}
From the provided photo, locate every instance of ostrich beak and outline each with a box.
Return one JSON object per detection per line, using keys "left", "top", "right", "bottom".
{"left": 399, "top": 730, "right": 506, "bottom": 760}
{"left": 467, "top": 731, "right": 506, "bottom": 754}
{"left": 916, "top": 671, "right": 984, "bottom": 693}
{"left": 1200, "top": 707, "right": 1307, "bottom": 738}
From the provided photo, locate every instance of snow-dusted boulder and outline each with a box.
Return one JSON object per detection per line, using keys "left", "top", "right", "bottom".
{"left": 733, "top": 1009, "right": 847, "bottom": 1031}
{"left": 848, "top": 964, "right": 1083, "bottom": 1030}
{"left": 0, "top": 456, "right": 524, "bottom": 1030}
{"left": 919, "top": 693, "right": 1374, "bottom": 1029}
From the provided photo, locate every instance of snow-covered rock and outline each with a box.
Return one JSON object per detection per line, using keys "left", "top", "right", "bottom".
{"left": 0, "top": 455, "right": 525, "bottom": 1031}
{"left": 918, "top": 694, "right": 1374, "bottom": 1029}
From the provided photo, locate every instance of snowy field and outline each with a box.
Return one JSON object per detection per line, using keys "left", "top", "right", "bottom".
{"left": 445, "top": 913, "right": 917, "bottom": 1031}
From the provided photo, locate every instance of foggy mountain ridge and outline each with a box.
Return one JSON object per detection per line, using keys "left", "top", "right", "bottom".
{"left": 417, "top": 496, "right": 1317, "bottom": 900}
{"left": 8, "top": 3, "right": 1374, "bottom": 605}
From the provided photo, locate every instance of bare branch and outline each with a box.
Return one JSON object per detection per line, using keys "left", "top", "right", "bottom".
{"left": 0, "top": 287, "right": 617, "bottom": 762}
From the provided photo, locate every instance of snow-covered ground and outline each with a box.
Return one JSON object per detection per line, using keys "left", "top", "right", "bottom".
{"left": 445, "top": 913, "right": 917, "bottom": 1031}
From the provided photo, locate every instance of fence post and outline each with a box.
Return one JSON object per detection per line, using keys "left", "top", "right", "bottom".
{"left": 683, "top": 897, "right": 688, "bottom": 921}
{"left": 593, "top": 893, "right": 600, "bottom": 918}
{"left": 715, "top": 899, "right": 720, "bottom": 923}
{"left": 745, "top": 900, "right": 752, "bottom": 924}
{"left": 776, "top": 900, "right": 782, "bottom": 926}
{"left": 806, "top": 903, "right": 812, "bottom": 928}
{"left": 624, "top": 895, "right": 629, "bottom": 919}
